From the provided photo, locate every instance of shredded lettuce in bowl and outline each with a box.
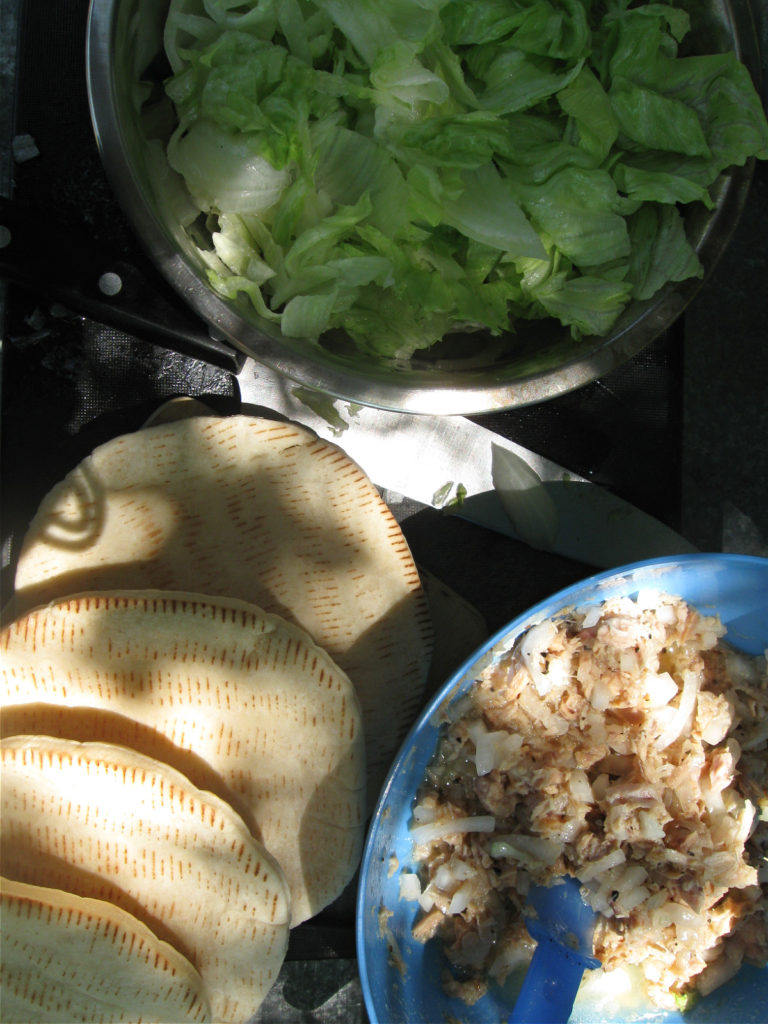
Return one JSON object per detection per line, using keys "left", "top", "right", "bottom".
{"left": 160, "top": 0, "right": 768, "bottom": 360}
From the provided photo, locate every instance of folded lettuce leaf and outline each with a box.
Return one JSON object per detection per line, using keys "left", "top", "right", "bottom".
{"left": 159, "top": 0, "right": 768, "bottom": 359}
{"left": 626, "top": 203, "right": 703, "bottom": 301}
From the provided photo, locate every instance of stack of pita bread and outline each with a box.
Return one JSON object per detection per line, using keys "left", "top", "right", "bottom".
{"left": 1, "top": 410, "right": 433, "bottom": 1022}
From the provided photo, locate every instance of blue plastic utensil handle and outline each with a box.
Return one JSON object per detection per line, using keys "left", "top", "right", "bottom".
{"left": 509, "top": 937, "right": 591, "bottom": 1023}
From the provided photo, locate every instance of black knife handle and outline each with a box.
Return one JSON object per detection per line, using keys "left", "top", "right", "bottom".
{"left": 0, "top": 195, "right": 246, "bottom": 374}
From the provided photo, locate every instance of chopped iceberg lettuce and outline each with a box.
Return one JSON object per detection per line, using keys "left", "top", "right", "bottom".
{"left": 160, "top": 0, "right": 768, "bottom": 359}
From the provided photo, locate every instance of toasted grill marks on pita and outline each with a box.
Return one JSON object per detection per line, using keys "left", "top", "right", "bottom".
{"left": 0, "top": 735, "right": 290, "bottom": 1024}
{"left": 0, "top": 877, "right": 211, "bottom": 1023}
{"left": 12, "top": 414, "right": 433, "bottom": 804}
{"left": 0, "top": 703, "right": 258, "bottom": 833}
{"left": 0, "top": 591, "right": 366, "bottom": 924}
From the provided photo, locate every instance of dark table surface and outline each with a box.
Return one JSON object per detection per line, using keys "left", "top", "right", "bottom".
{"left": 1, "top": 1, "right": 767, "bottom": 1021}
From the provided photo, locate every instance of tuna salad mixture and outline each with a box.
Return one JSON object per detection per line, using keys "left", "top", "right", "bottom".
{"left": 405, "top": 592, "right": 768, "bottom": 1011}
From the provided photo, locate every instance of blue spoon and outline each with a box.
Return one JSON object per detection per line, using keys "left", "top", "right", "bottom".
{"left": 509, "top": 875, "right": 600, "bottom": 1023}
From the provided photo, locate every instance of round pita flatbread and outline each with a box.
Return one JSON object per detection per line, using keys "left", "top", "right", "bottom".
{"left": 1, "top": 735, "right": 291, "bottom": 1024}
{"left": 0, "top": 590, "right": 366, "bottom": 926}
{"left": 12, "top": 414, "right": 433, "bottom": 806}
{"left": 0, "top": 877, "right": 212, "bottom": 1023}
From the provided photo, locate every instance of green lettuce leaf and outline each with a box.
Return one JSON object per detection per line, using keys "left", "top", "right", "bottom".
{"left": 441, "top": 165, "right": 547, "bottom": 258}
{"left": 527, "top": 271, "right": 634, "bottom": 337}
{"left": 557, "top": 66, "right": 619, "bottom": 163}
{"left": 625, "top": 203, "right": 703, "bottom": 300}
{"left": 166, "top": 119, "right": 291, "bottom": 213}
{"left": 612, "top": 161, "right": 715, "bottom": 208}
{"left": 610, "top": 76, "right": 711, "bottom": 157}
{"left": 512, "top": 166, "right": 633, "bottom": 266}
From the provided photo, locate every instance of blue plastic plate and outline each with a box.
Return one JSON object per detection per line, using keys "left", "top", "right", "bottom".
{"left": 356, "top": 554, "right": 768, "bottom": 1024}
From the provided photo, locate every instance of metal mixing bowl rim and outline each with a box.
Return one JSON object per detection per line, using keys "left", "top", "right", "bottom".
{"left": 84, "top": 0, "right": 756, "bottom": 415}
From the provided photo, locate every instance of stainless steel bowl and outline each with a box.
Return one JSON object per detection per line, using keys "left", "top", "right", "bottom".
{"left": 86, "top": 0, "right": 758, "bottom": 414}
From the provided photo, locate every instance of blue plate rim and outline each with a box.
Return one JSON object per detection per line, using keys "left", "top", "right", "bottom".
{"left": 356, "top": 552, "right": 768, "bottom": 1022}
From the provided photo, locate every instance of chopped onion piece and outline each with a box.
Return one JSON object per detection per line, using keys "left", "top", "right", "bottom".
{"left": 418, "top": 889, "right": 435, "bottom": 912}
{"left": 410, "top": 815, "right": 496, "bottom": 846}
{"left": 490, "top": 834, "right": 561, "bottom": 868}
{"left": 590, "top": 678, "right": 611, "bottom": 711}
{"left": 434, "top": 865, "right": 455, "bottom": 891}
{"left": 580, "top": 847, "right": 626, "bottom": 881}
{"left": 569, "top": 769, "right": 593, "bottom": 804}
{"left": 637, "top": 810, "right": 667, "bottom": 841}
{"left": 735, "top": 801, "right": 756, "bottom": 845}
{"left": 449, "top": 882, "right": 473, "bottom": 914}
{"left": 618, "top": 865, "right": 648, "bottom": 890}
{"left": 614, "top": 884, "right": 650, "bottom": 915}
{"left": 655, "top": 669, "right": 699, "bottom": 749}
{"left": 519, "top": 619, "right": 559, "bottom": 697}
{"left": 412, "top": 803, "right": 437, "bottom": 824}
{"left": 580, "top": 604, "right": 603, "bottom": 628}
{"left": 655, "top": 902, "right": 705, "bottom": 943}
{"left": 399, "top": 872, "right": 423, "bottom": 901}
{"left": 702, "top": 783, "right": 726, "bottom": 816}
{"left": 450, "top": 858, "right": 478, "bottom": 881}
{"left": 475, "top": 729, "right": 523, "bottom": 776}
{"left": 642, "top": 671, "right": 678, "bottom": 708}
